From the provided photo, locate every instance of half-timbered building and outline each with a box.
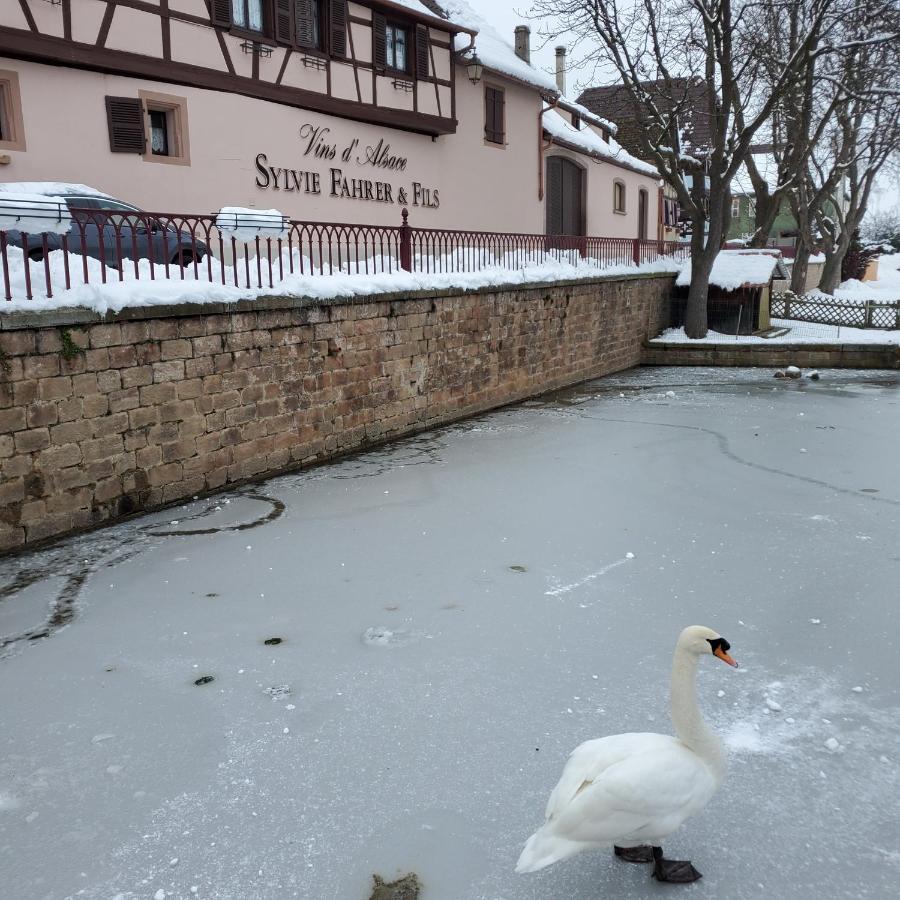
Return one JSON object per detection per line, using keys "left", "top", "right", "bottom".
{"left": 0, "top": 0, "right": 661, "bottom": 236}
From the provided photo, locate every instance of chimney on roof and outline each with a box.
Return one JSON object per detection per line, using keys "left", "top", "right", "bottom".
{"left": 514, "top": 25, "right": 531, "bottom": 63}
{"left": 555, "top": 46, "right": 566, "bottom": 95}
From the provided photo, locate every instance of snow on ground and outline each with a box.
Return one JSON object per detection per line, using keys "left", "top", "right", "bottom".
{"left": 653, "top": 318, "right": 900, "bottom": 344}
{"left": 1, "top": 366, "right": 898, "bottom": 900}
{"left": 821, "top": 251, "right": 900, "bottom": 305}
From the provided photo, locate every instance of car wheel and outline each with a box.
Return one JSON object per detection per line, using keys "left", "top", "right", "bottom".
{"left": 27, "top": 248, "right": 44, "bottom": 264}
{"left": 174, "top": 250, "right": 203, "bottom": 267}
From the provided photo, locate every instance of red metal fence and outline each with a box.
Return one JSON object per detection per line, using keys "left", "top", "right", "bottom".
{"left": 0, "top": 207, "right": 689, "bottom": 302}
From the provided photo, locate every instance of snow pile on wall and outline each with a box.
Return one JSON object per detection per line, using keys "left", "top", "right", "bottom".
{"left": 215, "top": 208, "right": 290, "bottom": 242}
{"left": 0, "top": 192, "right": 73, "bottom": 236}
{"left": 677, "top": 251, "right": 779, "bottom": 290}
{"left": 0, "top": 181, "right": 108, "bottom": 199}
{"left": 543, "top": 109, "right": 658, "bottom": 177}
{"left": 0, "top": 246, "right": 680, "bottom": 315}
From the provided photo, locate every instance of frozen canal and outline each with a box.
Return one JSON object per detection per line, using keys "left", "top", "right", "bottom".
{"left": 1, "top": 366, "right": 898, "bottom": 900}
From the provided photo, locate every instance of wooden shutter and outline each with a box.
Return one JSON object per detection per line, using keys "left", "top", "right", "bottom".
{"left": 564, "top": 161, "right": 584, "bottom": 235}
{"left": 484, "top": 86, "right": 504, "bottom": 143}
{"left": 105, "top": 96, "right": 146, "bottom": 153}
{"left": 209, "top": 0, "right": 232, "bottom": 27}
{"left": 546, "top": 157, "right": 563, "bottom": 235}
{"left": 295, "top": 0, "right": 316, "bottom": 47}
{"left": 372, "top": 11, "right": 386, "bottom": 69}
{"left": 330, "top": 0, "right": 347, "bottom": 57}
{"left": 274, "top": 0, "right": 293, "bottom": 43}
{"left": 415, "top": 24, "right": 429, "bottom": 78}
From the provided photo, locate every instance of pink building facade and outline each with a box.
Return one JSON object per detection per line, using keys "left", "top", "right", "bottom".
{"left": 0, "top": 0, "right": 660, "bottom": 238}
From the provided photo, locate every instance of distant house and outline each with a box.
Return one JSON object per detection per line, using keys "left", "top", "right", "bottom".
{"left": 727, "top": 151, "right": 799, "bottom": 247}
{"left": 577, "top": 77, "right": 715, "bottom": 241}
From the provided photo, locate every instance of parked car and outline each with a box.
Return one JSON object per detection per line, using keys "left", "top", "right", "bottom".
{"left": 0, "top": 182, "right": 207, "bottom": 268}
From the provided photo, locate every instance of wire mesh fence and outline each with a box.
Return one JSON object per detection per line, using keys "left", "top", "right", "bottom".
{"left": 771, "top": 292, "right": 899, "bottom": 329}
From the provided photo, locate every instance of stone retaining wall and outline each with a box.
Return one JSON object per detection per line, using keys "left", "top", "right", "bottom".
{"left": 0, "top": 274, "right": 673, "bottom": 551}
{"left": 641, "top": 341, "right": 899, "bottom": 369}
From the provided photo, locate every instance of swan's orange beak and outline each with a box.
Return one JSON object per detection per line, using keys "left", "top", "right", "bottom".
{"left": 713, "top": 646, "right": 738, "bottom": 667}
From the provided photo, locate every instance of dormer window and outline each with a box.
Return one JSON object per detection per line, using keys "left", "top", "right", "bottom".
{"left": 231, "top": 0, "right": 264, "bottom": 32}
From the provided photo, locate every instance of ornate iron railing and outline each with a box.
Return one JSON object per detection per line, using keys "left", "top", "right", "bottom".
{"left": 0, "top": 206, "right": 688, "bottom": 302}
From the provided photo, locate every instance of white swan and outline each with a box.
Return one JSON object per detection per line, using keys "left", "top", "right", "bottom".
{"left": 515, "top": 625, "right": 738, "bottom": 883}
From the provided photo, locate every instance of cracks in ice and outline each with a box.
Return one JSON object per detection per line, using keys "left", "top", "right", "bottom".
{"left": 571, "top": 412, "right": 900, "bottom": 507}
{"left": 544, "top": 555, "right": 634, "bottom": 597}
{"left": 0, "top": 488, "right": 286, "bottom": 654}
{"left": 143, "top": 490, "right": 285, "bottom": 537}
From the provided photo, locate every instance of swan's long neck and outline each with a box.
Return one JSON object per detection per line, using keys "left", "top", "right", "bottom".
{"left": 670, "top": 648, "right": 726, "bottom": 779}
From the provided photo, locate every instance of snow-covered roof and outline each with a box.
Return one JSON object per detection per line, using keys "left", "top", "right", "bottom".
{"left": 440, "top": 1, "right": 559, "bottom": 94}
{"left": 676, "top": 250, "right": 779, "bottom": 290}
{"left": 0, "top": 181, "right": 110, "bottom": 198}
{"left": 557, "top": 98, "right": 618, "bottom": 136}
{"left": 542, "top": 109, "right": 659, "bottom": 178}
{"left": 392, "top": 0, "right": 474, "bottom": 32}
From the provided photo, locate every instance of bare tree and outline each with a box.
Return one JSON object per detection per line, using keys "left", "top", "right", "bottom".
{"left": 530, "top": 0, "right": 841, "bottom": 337}
{"left": 813, "top": 13, "right": 900, "bottom": 293}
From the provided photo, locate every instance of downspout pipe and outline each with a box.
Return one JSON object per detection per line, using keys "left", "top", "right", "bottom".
{"left": 538, "top": 96, "right": 559, "bottom": 201}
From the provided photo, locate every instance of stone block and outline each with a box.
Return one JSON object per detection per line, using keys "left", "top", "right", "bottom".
{"left": 12, "top": 380, "right": 37, "bottom": 405}
{"left": 136, "top": 445, "right": 163, "bottom": 469}
{"left": 160, "top": 339, "right": 193, "bottom": 361}
{"left": 0, "top": 331, "right": 36, "bottom": 356}
{"left": 82, "top": 394, "right": 110, "bottom": 418}
{"left": 135, "top": 342, "right": 162, "bottom": 366}
{"left": 140, "top": 382, "right": 178, "bottom": 406}
{"left": 149, "top": 320, "right": 179, "bottom": 340}
{"left": 0, "top": 477, "right": 25, "bottom": 505}
{"left": 192, "top": 335, "right": 223, "bottom": 357}
{"left": 109, "top": 387, "right": 141, "bottom": 413}
{"left": 153, "top": 360, "right": 186, "bottom": 383}
{"left": 27, "top": 402, "right": 59, "bottom": 428}
{"left": 81, "top": 434, "right": 124, "bottom": 463}
{"left": 0, "top": 406, "right": 27, "bottom": 433}
{"left": 14, "top": 427, "right": 51, "bottom": 453}
{"left": 162, "top": 439, "right": 197, "bottom": 463}
{"left": 90, "top": 324, "right": 123, "bottom": 348}
{"left": 37, "top": 376, "right": 72, "bottom": 401}
{"left": 120, "top": 322, "right": 151, "bottom": 344}
{"left": 91, "top": 412, "right": 130, "bottom": 437}
{"left": 0, "top": 524, "right": 26, "bottom": 551}
{"left": 108, "top": 345, "right": 138, "bottom": 369}
{"left": 57, "top": 397, "right": 84, "bottom": 423}
{"left": 23, "top": 355, "right": 60, "bottom": 379}
{"left": 129, "top": 406, "right": 159, "bottom": 429}
{"left": 96, "top": 370, "right": 122, "bottom": 393}
{"left": 186, "top": 356, "right": 214, "bottom": 379}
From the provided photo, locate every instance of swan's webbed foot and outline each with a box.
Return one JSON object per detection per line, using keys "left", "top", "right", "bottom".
{"left": 651, "top": 846, "right": 702, "bottom": 883}
{"left": 614, "top": 845, "right": 654, "bottom": 863}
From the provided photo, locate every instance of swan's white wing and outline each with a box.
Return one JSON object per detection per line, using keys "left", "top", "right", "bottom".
{"left": 549, "top": 738, "right": 717, "bottom": 845}
{"left": 544, "top": 733, "right": 674, "bottom": 822}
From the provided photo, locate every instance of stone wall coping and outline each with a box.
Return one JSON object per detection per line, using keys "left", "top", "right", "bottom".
{"left": 646, "top": 340, "right": 899, "bottom": 352}
{"left": 0, "top": 272, "right": 676, "bottom": 331}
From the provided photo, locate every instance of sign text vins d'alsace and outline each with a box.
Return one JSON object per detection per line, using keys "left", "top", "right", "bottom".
{"left": 254, "top": 124, "right": 440, "bottom": 209}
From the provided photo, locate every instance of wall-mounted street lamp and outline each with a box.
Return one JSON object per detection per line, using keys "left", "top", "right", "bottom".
{"left": 466, "top": 53, "right": 484, "bottom": 85}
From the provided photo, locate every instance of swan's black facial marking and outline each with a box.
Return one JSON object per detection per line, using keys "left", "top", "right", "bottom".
{"left": 707, "top": 637, "right": 730, "bottom": 654}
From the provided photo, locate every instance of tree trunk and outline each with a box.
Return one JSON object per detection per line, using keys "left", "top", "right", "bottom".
{"left": 749, "top": 191, "right": 781, "bottom": 248}
{"left": 790, "top": 242, "right": 810, "bottom": 294}
{"left": 684, "top": 221, "right": 717, "bottom": 338}
{"left": 819, "top": 227, "right": 854, "bottom": 294}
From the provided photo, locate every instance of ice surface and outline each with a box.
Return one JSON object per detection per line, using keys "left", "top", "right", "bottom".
{"left": 0, "top": 366, "right": 898, "bottom": 899}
